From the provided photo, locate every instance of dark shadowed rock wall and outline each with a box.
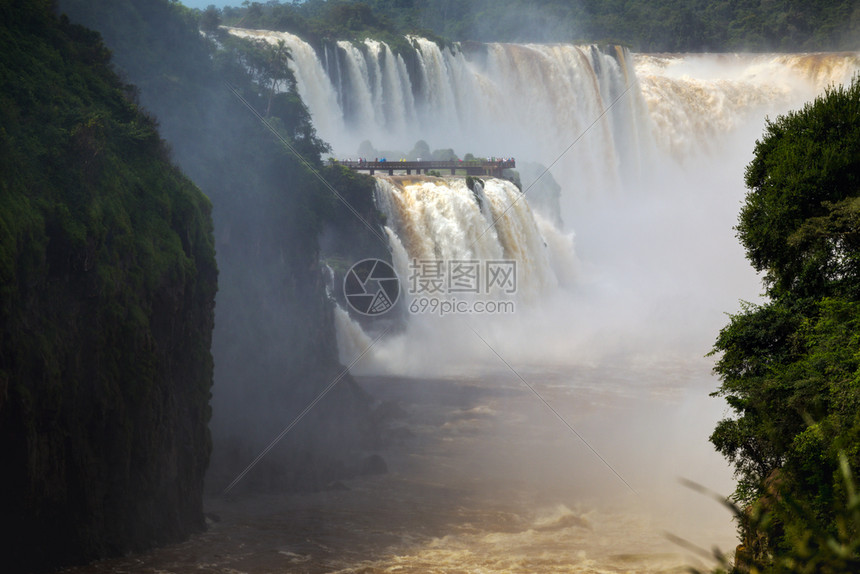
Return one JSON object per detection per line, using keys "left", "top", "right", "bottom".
{"left": 0, "top": 1, "right": 217, "bottom": 571}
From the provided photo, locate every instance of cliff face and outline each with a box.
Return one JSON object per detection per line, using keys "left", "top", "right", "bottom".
{"left": 0, "top": 1, "right": 217, "bottom": 571}
{"left": 57, "top": 0, "right": 380, "bottom": 495}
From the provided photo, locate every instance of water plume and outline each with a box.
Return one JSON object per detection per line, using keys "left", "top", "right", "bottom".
{"left": 227, "top": 26, "right": 860, "bottom": 563}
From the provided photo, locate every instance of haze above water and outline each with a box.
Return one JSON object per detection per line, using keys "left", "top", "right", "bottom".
{"left": 283, "top": 39, "right": 860, "bottom": 377}
{"left": 215, "top": 29, "right": 860, "bottom": 572}
{"left": 53, "top": 26, "right": 859, "bottom": 573}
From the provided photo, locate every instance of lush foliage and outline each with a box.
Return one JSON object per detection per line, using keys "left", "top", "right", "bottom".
{"left": 0, "top": 0, "right": 217, "bottom": 570}
{"left": 739, "top": 83, "right": 860, "bottom": 301}
{"left": 58, "top": 0, "right": 381, "bottom": 497}
{"left": 220, "top": 0, "right": 446, "bottom": 54}
{"left": 710, "top": 78, "right": 860, "bottom": 571}
{"left": 216, "top": 0, "right": 860, "bottom": 52}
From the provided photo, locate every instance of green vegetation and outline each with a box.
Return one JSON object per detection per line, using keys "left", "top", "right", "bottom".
{"left": 221, "top": 0, "right": 447, "bottom": 55}
{"left": 0, "top": 0, "right": 388, "bottom": 569}
{"left": 59, "top": 0, "right": 382, "bottom": 498}
{"left": 709, "top": 77, "right": 860, "bottom": 571}
{"left": 215, "top": 0, "right": 859, "bottom": 52}
{"left": 0, "top": 0, "right": 217, "bottom": 570}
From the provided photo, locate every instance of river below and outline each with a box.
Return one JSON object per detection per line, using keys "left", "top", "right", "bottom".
{"left": 62, "top": 360, "right": 738, "bottom": 573}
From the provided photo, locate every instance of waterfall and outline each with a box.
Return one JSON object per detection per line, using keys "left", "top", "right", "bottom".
{"left": 224, "top": 27, "right": 858, "bottom": 204}
{"left": 224, "top": 27, "right": 346, "bottom": 137}
{"left": 224, "top": 26, "right": 858, "bottom": 164}
{"left": 333, "top": 304, "right": 375, "bottom": 365}
{"left": 633, "top": 53, "right": 860, "bottom": 157}
{"left": 373, "top": 176, "right": 565, "bottom": 302}
{"left": 223, "top": 26, "right": 860, "bottom": 372}
{"left": 224, "top": 28, "right": 651, "bottom": 190}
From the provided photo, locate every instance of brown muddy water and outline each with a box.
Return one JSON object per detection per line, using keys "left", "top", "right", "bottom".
{"left": 62, "top": 365, "right": 737, "bottom": 573}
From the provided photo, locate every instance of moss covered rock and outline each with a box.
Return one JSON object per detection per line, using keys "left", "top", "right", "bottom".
{"left": 0, "top": 2, "right": 217, "bottom": 571}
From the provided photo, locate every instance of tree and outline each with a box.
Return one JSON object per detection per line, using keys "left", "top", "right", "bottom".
{"left": 431, "top": 147, "right": 458, "bottom": 161}
{"left": 218, "top": 0, "right": 860, "bottom": 52}
{"left": 407, "top": 139, "right": 430, "bottom": 160}
{"left": 711, "top": 77, "right": 860, "bottom": 569}
{"left": 200, "top": 5, "right": 221, "bottom": 32}
{"left": 357, "top": 139, "right": 377, "bottom": 158}
{"left": 236, "top": 38, "right": 295, "bottom": 117}
{"left": 737, "top": 78, "right": 860, "bottom": 300}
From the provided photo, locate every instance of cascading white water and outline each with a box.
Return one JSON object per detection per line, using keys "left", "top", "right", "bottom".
{"left": 373, "top": 176, "right": 569, "bottom": 302}
{"left": 222, "top": 27, "right": 860, "bottom": 568}
{"left": 225, "top": 26, "right": 860, "bottom": 370}
{"left": 224, "top": 27, "right": 348, "bottom": 140}
{"left": 632, "top": 53, "right": 853, "bottom": 157}
{"left": 332, "top": 39, "right": 418, "bottom": 135}
{"left": 225, "top": 26, "right": 858, "bottom": 206}
{"left": 225, "top": 27, "right": 649, "bottom": 191}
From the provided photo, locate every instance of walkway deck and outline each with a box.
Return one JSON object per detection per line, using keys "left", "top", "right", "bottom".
{"left": 337, "top": 159, "right": 515, "bottom": 177}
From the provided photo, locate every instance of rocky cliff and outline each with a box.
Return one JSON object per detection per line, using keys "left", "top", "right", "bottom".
{"left": 0, "top": 1, "right": 217, "bottom": 571}
{"left": 57, "top": 0, "right": 381, "bottom": 495}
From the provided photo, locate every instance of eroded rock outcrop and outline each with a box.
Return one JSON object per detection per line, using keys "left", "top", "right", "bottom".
{"left": 0, "top": 3, "right": 217, "bottom": 571}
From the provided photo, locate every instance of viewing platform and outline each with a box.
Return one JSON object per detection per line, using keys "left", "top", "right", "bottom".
{"left": 336, "top": 159, "right": 516, "bottom": 177}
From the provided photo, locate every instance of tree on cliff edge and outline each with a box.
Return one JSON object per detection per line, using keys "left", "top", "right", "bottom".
{"left": 710, "top": 77, "right": 860, "bottom": 571}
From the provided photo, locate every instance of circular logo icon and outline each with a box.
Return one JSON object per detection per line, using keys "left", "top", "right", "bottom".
{"left": 343, "top": 258, "right": 400, "bottom": 316}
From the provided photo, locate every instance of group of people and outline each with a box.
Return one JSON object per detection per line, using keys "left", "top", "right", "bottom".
{"left": 339, "top": 156, "right": 515, "bottom": 164}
